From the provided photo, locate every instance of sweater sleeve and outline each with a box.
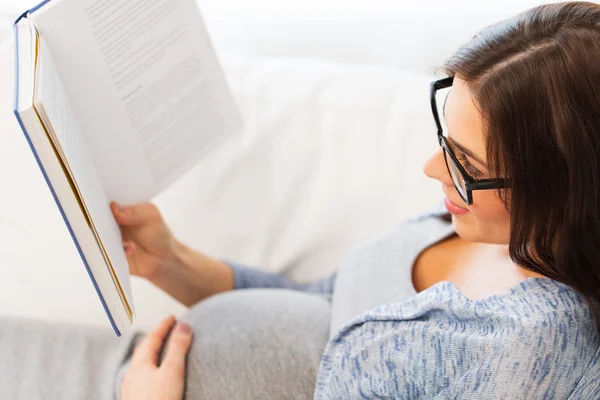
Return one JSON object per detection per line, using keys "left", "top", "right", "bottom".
{"left": 314, "top": 318, "right": 571, "bottom": 399}
{"left": 314, "top": 319, "right": 435, "bottom": 399}
{"left": 226, "top": 261, "right": 336, "bottom": 296}
{"left": 432, "top": 354, "right": 577, "bottom": 399}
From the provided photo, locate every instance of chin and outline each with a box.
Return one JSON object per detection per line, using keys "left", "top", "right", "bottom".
{"left": 450, "top": 214, "right": 509, "bottom": 245}
{"left": 451, "top": 215, "right": 476, "bottom": 241}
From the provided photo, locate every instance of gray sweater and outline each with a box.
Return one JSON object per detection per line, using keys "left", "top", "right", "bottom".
{"left": 231, "top": 208, "right": 600, "bottom": 399}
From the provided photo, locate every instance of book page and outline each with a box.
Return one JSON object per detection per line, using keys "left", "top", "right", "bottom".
{"left": 33, "top": 33, "right": 134, "bottom": 317}
{"left": 31, "top": 0, "right": 242, "bottom": 204}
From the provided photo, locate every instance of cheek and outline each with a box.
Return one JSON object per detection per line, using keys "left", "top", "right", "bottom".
{"left": 470, "top": 189, "right": 510, "bottom": 223}
{"left": 455, "top": 190, "right": 511, "bottom": 244}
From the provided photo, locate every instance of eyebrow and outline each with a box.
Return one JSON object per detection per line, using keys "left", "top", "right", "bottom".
{"left": 449, "top": 138, "right": 487, "bottom": 167}
{"left": 442, "top": 91, "right": 487, "bottom": 168}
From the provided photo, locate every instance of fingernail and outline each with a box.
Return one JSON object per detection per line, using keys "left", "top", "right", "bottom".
{"left": 116, "top": 203, "right": 125, "bottom": 213}
{"left": 176, "top": 322, "right": 192, "bottom": 334}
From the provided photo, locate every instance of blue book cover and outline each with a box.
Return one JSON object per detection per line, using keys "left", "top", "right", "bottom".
{"left": 13, "top": 0, "right": 121, "bottom": 336}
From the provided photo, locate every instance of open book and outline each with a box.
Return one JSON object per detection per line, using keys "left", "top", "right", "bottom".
{"left": 13, "top": 0, "right": 242, "bottom": 336}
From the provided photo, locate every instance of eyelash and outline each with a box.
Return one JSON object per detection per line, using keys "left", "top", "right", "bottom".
{"left": 456, "top": 153, "right": 481, "bottom": 178}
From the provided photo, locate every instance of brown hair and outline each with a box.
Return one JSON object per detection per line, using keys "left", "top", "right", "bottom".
{"left": 443, "top": 2, "right": 600, "bottom": 331}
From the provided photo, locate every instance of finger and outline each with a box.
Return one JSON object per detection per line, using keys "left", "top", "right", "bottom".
{"left": 123, "top": 241, "right": 142, "bottom": 276}
{"left": 110, "top": 201, "right": 126, "bottom": 221}
{"left": 161, "top": 322, "right": 193, "bottom": 375}
{"left": 131, "top": 315, "right": 177, "bottom": 367}
{"left": 111, "top": 202, "right": 160, "bottom": 227}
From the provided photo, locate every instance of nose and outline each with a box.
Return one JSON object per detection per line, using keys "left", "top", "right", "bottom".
{"left": 423, "top": 147, "right": 452, "bottom": 186}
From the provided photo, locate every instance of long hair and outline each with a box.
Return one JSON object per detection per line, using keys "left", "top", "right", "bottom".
{"left": 443, "top": 2, "right": 600, "bottom": 332}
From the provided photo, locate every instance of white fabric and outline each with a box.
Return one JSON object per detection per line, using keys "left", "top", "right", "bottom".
{"left": 1, "top": 0, "right": 565, "bottom": 73}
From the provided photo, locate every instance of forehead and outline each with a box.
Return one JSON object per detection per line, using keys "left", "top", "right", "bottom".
{"left": 445, "top": 77, "right": 487, "bottom": 160}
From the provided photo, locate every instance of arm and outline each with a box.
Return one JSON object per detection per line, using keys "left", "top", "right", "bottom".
{"left": 228, "top": 261, "right": 336, "bottom": 295}
{"left": 432, "top": 354, "right": 569, "bottom": 399}
{"left": 111, "top": 202, "right": 335, "bottom": 307}
{"left": 315, "top": 318, "right": 571, "bottom": 400}
{"left": 145, "top": 240, "right": 236, "bottom": 307}
{"left": 150, "top": 243, "right": 336, "bottom": 306}
{"left": 314, "top": 320, "right": 434, "bottom": 399}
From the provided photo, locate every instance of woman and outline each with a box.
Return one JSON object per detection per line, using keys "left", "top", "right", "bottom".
{"left": 114, "top": 2, "right": 600, "bottom": 398}
{"left": 2, "top": 2, "right": 599, "bottom": 399}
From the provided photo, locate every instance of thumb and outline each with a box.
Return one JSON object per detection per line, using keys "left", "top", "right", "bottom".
{"left": 161, "top": 322, "right": 193, "bottom": 375}
{"left": 111, "top": 202, "right": 160, "bottom": 227}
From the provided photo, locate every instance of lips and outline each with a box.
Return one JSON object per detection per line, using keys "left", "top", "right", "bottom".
{"left": 444, "top": 196, "right": 469, "bottom": 215}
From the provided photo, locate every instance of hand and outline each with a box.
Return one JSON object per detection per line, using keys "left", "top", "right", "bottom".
{"left": 111, "top": 202, "right": 177, "bottom": 280}
{"left": 121, "top": 316, "right": 193, "bottom": 400}
{"left": 111, "top": 201, "right": 234, "bottom": 306}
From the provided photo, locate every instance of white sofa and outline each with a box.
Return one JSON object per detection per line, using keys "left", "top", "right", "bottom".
{"left": 0, "top": 0, "right": 561, "bottom": 330}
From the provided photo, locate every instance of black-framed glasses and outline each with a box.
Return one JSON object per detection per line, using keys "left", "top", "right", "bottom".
{"left": 430, "top": 76, "right": 507, "bottom": 205}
